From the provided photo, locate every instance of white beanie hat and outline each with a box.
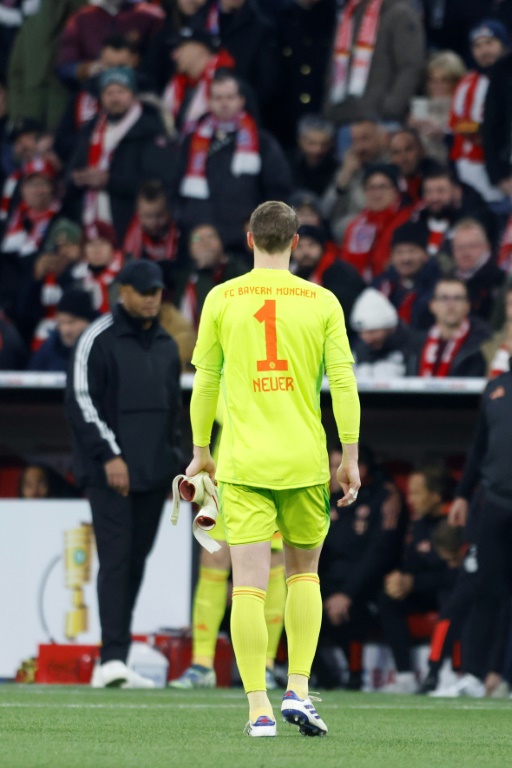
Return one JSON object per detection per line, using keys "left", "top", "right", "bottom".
{"left": 350, "top": 288, "right": 398, "bottom": 332}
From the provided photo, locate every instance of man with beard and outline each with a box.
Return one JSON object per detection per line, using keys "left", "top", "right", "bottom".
{"left": 388, "top": 129, "right": 438, "bottom": 204}
{"left": 64, "top": 66, "right": 174, "bottom": 243}
{"left": 291, "top": 224, "right": 364, "bottom": 324}
{"left": 410, "top": 167, "right": 496, "bottom": 258}
{"left": 449, "top": 21, "right": 509, "bottom": 208}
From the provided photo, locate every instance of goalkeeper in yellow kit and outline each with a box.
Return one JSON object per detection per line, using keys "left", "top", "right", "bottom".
{"left": 186, "top": 201, "right": 361, "bottom": 738}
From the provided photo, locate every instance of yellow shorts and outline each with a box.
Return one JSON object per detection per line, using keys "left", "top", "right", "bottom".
{"left": 210, "top": 509, "right": 284, "bottom": 551}
{"left": 217, "top": 482, "right": 330, "bottom": 549}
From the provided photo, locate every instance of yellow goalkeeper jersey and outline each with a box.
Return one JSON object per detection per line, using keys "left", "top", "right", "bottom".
{"left": 190, "top": 268, "right": 360, "bottom": 490}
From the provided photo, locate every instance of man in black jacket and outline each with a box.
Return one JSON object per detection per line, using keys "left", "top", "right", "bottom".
{"left": 172, "top": 69, "right": 292, "bottom": 254}
{"left": 64, "top": 66, "right": 176, "bottom": 243}
{"left": 417, "top": 278, "right": 490, "bottom": 378}
{"left": 66, "top": 260, "right": 182, "bottom": 689}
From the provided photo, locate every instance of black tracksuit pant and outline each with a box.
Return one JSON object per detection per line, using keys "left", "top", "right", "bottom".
{"left": 87, "top": 485, "right": 168, "bottom": 664}
{"left": 379, "top": 592, "right": 439, "bottom": 673}
{"left": 464, "top": 498, "right": 512, "bottom": 679}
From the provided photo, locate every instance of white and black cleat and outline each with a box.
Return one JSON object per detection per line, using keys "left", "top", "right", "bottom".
{"left": 281, "top": 690, "right": 328, "bottom": 737}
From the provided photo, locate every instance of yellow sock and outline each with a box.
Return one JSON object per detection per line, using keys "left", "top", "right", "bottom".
{"left": 191, "top": 566, "right": 229, "bottom": 668}
{"left": 265, "top": 565, "right": 286, "bottom": 669}
{"left": 285, "top": 573, "right": 322, "bottom": 698}
{"left": 231, "top": 587, "right": 268, "bottom": 697}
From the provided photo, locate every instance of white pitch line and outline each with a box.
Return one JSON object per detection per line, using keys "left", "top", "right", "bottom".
{"left": 0, "top": 702, "right": 509, "bottom": 711}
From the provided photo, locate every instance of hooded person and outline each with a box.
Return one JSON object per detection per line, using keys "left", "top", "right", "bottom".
{"left": 350, "top": 287, "right": 424, "bottom": 378}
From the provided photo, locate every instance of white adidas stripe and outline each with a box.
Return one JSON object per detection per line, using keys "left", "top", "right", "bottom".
{"left": 73, "top": 314, "right": 121, "bottom": 456}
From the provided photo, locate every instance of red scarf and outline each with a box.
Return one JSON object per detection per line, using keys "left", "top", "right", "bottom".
{"left": 75, "top": 91, "right": 99, "bottom": 128}
{"left": 83, "top": 102, "right": 142, "bottom": 226}
{"left": 419, "top": 319, "right": 471, "bottom": 377}
{"left": 181, "top": 112, "right": 260, "bottom": 199}
{"left": 0, "top": 170, "right": 21, "bottom": 222}
{"left": 449, "top": 71, "right": 488, "bottom": 163}
{"left": 164, "top": 50, "right": 235, "bottom": 134}
{"left": 490, "top": 345, "right": 510, "bottom": 379}
{"left": 123, "top": 214, "right": 179, "bottom": 263}
{"left": 330, "top": 0, "right": 383, "bottom": 104}
{"left": 2, "top": 201, "right": 60, "bottom": 257}
{"left": 80, "top": 250, "right": 124, "bottom": 314}
{"left": 341, "top": 203, "right": 411, "bottom": 282}
{"left": 309, "top": 242, "right": 340, "bottom": 285}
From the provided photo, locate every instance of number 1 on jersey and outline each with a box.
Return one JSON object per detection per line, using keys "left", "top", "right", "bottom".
{"left": 254, "top": 299, "right": 288, "bottom": 372}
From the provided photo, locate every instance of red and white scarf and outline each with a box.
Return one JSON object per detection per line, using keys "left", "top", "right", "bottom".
{"left": 180, "top": 112, "right": 260, "bottom": 199}
{"left": 73, "top": 250, "right": 124, "bottom": 314}
{"left": 0, "top": 170, "right": 21, "bottom": 222}
{"left": 163, "top": 49, "right": 235, "bottom": 134}
{"left": 1, "top": 201, "right": 60, "bottom": 257}
{"left": 83, "top": 102, "right": 143, "bottom": 226}
{"left": 489, "top": 345, "right": 511, "bottom": 379}
{"left": 31, "top": 273, "right": 63, "bottom": 351}
{"left": 123, "top": 214, "right": 179, "bottom": 262}
{"left": 426, "top": 218, "right": 450, "bottom": 256}
{"left": 419, "top": 319, "right": 471, "bottom": 377}
{"left": 330, "top": 0, "right": 383, "bottom": 104}
{"left": 75, "top": 91, "right": 99, "bottom": 128}
{"left": 449, "top": 72, "right": 488, "bottom": 163}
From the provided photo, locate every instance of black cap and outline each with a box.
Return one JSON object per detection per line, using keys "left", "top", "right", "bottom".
{"left": 391, "top": 221, "right": 429, "bottom": 251}
{"left": 363, "top": 163, "right": 401, "bottom": 191}
{"left": 173, "top": 27, "right": 219, "bottom": 52}
{"left": 7, "top": 118, "right": 42, "bottom": 142}
{"left": 297, "top": 224, "right": 327, "bottom": 248}
{"left": 118, "top": 260, "right": 164, "bottom": 293}
{"left": 57, "top": 289, "right": 98, "bottom": 322}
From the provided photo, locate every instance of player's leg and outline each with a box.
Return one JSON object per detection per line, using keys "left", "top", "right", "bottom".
{"left": 221, "top": 482, "right": 276, "bottom": 735}
{"left": 170, "top": 537, "right": 230, "bottom": 689}
{"left": 278, "top": 484, "right": 330, "bottom": 735}
{"left": 265, "top": 539, "right": 286, "bottom": 687}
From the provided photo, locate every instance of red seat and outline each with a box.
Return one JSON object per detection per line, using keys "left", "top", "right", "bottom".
{"left": 407, "top": 612, "right": 439, "bottom": 641}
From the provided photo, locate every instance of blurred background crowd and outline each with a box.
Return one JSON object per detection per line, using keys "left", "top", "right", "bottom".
{"left": 2, "top": 0, "right": 512, "bottom": 695}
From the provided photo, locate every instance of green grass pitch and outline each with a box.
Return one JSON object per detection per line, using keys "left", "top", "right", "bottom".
{"left": 1, "top": 686, "right": 512, "bottom": 768}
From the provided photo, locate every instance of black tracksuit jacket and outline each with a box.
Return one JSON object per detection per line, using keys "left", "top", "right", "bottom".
{"left": 66, "top": 305, "right": 182, "bottom": 491}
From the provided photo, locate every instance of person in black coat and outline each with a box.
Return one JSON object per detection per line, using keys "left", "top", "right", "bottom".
{"left": 29, "top": 289, "right": 98, "bottom": 373}
{"left": 483, "top": 50, "right": 512, "bottom": 200}
{"left": 373, "top": 221, "right": 442, "bottom": 331}
{"left": 63, "top": 67, "right": 176, "bottom": 244}
{"left": 316, "top": 447, "right": 407, "bottom": 689}
{"left": 206, "top": 0, "right": 280, "bottom": 122}
{"left": 350, "top": 288, "right": 425, "bottom": 378}
{"left": 267, "top": 0, "right": 337, "bottom": 149}
{"left": 450, "top": 219, "right": 505, "bottom": 324}
{"left": 417, "top": 278, "right": 491, "bottom": 377}
{"left": 379, "top": 463, "right": 455, "bottom": 693}
{"left": 0, "top": 310, "right": 26, "bottom": 370}
{"left": 171, "top": 69, "right": 292, "bottom": 253}
{"left": 66, "top": 260, "right": 182, "bottom": 689}
{"left": 289, "top": 114, "right": 337, "bottom": 198}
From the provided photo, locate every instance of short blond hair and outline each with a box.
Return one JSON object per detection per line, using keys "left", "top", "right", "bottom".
{"left": 249, "top": 201, "right": 298, "bottom": 254}
{"left": 427, "top": 50, "right": 466, "bottom": 87}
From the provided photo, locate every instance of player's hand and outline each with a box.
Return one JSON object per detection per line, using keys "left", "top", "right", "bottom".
{"left": 104, "top": 457, "right": 130, "bottom": 497}
{"left": 448, "top": 497, "right": 468, "bottom": 527}
{"left": 336, "top": 454, "right": 361, "bottom": 507}
{"left": 324, "top": 593, "right": 352, "bottom": 625}
{"left": 186, "top": 446, "right": 216, "bottom": 483}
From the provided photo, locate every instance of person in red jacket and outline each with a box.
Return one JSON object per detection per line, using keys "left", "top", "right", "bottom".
{"left": 340, "top": 164, "right": 412, "bottom": 282}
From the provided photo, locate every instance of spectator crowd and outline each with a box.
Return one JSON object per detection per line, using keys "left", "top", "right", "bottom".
{"left": 0, "top": 0, "right": 510, "bottom": 379}
{"left": 2, "top": 0, "right": 512, "bottom": 697}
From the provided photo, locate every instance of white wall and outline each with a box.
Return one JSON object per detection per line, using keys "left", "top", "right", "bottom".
{"left": 0, "top": 500, "right": 192, "bottom": 678}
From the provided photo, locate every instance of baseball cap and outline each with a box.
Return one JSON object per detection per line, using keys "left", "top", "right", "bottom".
{"left": 118, "top": 260, "right": 164, "bottom": 293}
{"left": 99, "top": 66, "right": 138, "bottom": 94}
{"left": 173, "top": 27, "right": 220, "bottom": 52}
